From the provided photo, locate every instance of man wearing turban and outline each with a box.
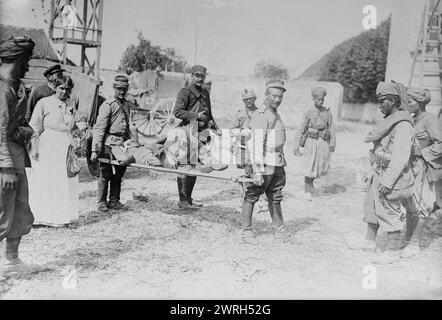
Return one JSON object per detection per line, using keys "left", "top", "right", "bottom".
{"left": 350, "top": 81, "right": 415, "bottom": 264}
{"left": 400, "top": 87, "right": 442, "bottom": 258}
{"left": 91, "top": 75, "right": 133, "bottom": 211}
{"left": 293, "top": 86, "right": 336, "bottom": 201}
{"left": 0, "top": 36, "right": 36, "bottom": 277}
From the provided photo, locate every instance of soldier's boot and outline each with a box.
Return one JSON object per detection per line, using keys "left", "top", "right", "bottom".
{"left": 188, "top": 199, "right": 203, "bottom": 208}
{"left": 241, "top": 201, "right": 257, "bottom": 245}
{"left": 178, "top": 200, "right": 198, "bottom": 211}
{"left": 304, "top": 177, "right": 314, "bottom": 201}
{"left": 177, "top": 177, "right": 196, "bottom": 211}
{"left": 97, "top": 178, "right": 110, "bottom": 211}
{"left": 401, "top": 218, "right": 426, "bottom": 259}
{"left": 2, "top": 238, "right": 41, "bottom": 278}
{"left": 347, "top": 223, "right": 378, "bottom": 251}
{"left": 109, "top": 174, "right": 130, "bottom": 210}
{"left": 185, "top": 176, "right": 197, "bottom": 206}
{"left": 371, "top": 231, "right": 401, "bottom": 265}
{"left": 2, "top": 238, "right": 24, "bottom": 276}
{"left": 401, "top": 212, "right": 419, "bottom": 248}
{"left": 269, "top": 203, "right": 288, "bottom": 240}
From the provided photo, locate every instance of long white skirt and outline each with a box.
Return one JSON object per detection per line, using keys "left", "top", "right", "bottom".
{"left": 27, "top": 127, "right": 79, "bottom": 226}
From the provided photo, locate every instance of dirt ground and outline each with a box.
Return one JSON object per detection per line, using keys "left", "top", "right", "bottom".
{"left": 1, "top": 121, "right": 441, "bottom": 299}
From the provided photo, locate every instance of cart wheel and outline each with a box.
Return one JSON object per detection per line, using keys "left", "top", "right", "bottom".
{"left": 145, "top": 99, "right": 180, "bottom": 136}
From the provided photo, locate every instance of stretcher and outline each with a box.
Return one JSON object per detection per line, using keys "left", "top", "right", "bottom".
{"left": 98, "top": 158, "right": 253, "bottom": 183}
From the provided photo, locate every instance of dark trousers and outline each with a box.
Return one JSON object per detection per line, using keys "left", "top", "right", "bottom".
{"left": 242, "top": 167, "right": 286, "bottom": 229}
{"left": 0, "top": 172, "right": 34, "bottom": 242}
{"left": 98, "top": 146, "right": 127, "bottom": 204}
{"left": 177, "top": 175, "right": 197, "bottom": 202}
{"left": 305, "top": 176, "right": 315, "bottom": 193}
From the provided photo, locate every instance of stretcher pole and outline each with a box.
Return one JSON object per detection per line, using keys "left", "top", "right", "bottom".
{"left": 98, "top": 158, "right": 253, "bottom": 183}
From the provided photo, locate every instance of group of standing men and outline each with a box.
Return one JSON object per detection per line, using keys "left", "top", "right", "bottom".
{"left": 2, "top": 32, "right": 440, "bottom": 280}
{"left": 352, "top": 81, "right": 442, "bottom": 264}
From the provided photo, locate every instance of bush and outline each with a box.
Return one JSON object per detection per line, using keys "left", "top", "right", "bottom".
{"left": 119, "top": 31, "right": 188, "bottom": 73}
{"left": 318, "top": 16, "right": 391, "bottom": 103}
{"left": 253, "top": 59, "right": 289, "bottom": 80}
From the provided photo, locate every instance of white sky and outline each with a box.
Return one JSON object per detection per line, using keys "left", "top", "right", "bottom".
{"left": 0, "top": 0, "right": 395, "bottom": 77}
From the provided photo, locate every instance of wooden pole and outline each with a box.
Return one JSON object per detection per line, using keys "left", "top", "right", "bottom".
{"left": 98, "top": 158, "right": 253, "bottom": 183}
{"left": 95, "top": 0, "right": 104, "bottom": 77}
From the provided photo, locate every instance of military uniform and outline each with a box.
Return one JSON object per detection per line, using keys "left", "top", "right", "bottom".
{"left": 230, "top": 107, "right": 257, "bottom": 174}
{"left": 25, "top": 83, "right": 54, "bottom": 122}
{"left": 175, "top": 83, "right": 218, "bottom": 132}
{"left": 294, "top": 87, "right": 336, "bottom": 196}
{"left": 25, "top": 64, "right": 65, "bottom": 122}
{"left": 173, "top": 67, "right": 219, "bottom": 207}
{"left": 92, "top": 96, "right": 131, "bottom": 207}
{"left": 0, "top": 75, "right": 34, "bottom": 242}
{"left": 241, "top": 101, "right": 287, "bottom": 232}
{"left": 361, "top": 81, "right": 415, "bottom": 264}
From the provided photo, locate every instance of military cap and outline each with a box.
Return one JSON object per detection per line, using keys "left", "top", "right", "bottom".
{"left": 43, "top": 64, "right": 65, "bottom": 77}
{"left": 266, "top": 79, "right": 286, "bottom": 92}
{"left": 241, "top": 87, "right": 256, "bottom": 99}
{"left": 190, "top": 65, "right": 207, "bottom": 75}
{"left": 113, "top": 75, "right": 129, "bottom": 88}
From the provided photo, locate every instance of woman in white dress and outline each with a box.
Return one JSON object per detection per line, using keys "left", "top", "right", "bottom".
{"left": 27, "top": 75, "right": 79, "bottom": 227}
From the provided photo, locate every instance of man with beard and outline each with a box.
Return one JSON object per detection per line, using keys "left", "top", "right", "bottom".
{"left": 173, "top": 65, "right": 221, "bottom": 210}
{"left": 90, "top": 75, "right": 132, "bottom": 211}
{"left": 352, "top": 81, "right": 415, "bottom": 265}
{"left": 0, "top": 36, "right": 36, "bottom": 277}
{"left": 240, "top": 79, "right": 288, "bottom": 244}
{"left": 25, "top": 64, "right": 65, "bottom": 122}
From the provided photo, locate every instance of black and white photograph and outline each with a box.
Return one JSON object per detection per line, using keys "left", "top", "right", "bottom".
{"left": 0, "top": 0, "right": 441, "bottom": 302}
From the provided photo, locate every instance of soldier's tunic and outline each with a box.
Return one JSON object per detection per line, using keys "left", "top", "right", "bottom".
{"left": 364, "top": 111, "right": 414, "bottom": 232}
{"left": 172, "top": 83, "right": 218, "bottom": 203}
{"left": 410, "top": 111, "right": 442, "bottom": 213}
{"left": 92, "top": 97, "right": 131, "bottom": 204}
{"left": 243, "top": 103, "right": 286, "bottom": 205}
{"left": 0, "top": 76, "right": 34, "bottom": 241}
{"left": 174, "top": 83, "right": 218, "bottom": 132}
{"left": 294, "top": 105, "right": 336, "bottom": 178}
{"left": 25, "top": 83, "right": 55, "bottom": 122}
{"left": 230, "top": 107, "right": 257, "bottom": 173}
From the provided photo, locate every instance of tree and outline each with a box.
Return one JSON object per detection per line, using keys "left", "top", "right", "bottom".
{"left": 319, "top": 16, "right": 391, "bottom": 103}
{"left": 253, "top": 59, "right": 289, "bottom": 80}
{"left": 118, "top": 31, "right": 188, "bottom": 73}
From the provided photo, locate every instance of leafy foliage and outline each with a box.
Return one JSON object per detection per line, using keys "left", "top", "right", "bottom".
{"left": 253, "top": 59, "right": 289, "bottom": 80}
{"left": 119, "top": 31, "right": 189, "bottom": 73}
{"left": 300, "top": 16, "right": 391, "bottom": 103}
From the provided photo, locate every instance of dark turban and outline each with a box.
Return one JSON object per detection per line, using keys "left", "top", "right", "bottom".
{"left": 0, "top": 36, "right": 35, "bottom": 60}
{"left": 407, "top": 87, "right": 431, "bottom": 106}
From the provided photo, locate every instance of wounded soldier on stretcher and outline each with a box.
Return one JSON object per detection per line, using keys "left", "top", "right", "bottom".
{"left": 110, "top": 126, "right": 228, "bottom": 173}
